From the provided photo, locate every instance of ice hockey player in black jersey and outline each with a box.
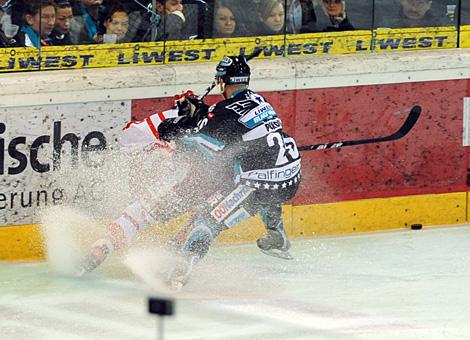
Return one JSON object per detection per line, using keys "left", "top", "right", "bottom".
{"left": 76, "top": 55, "right": 302, "bottom": 290}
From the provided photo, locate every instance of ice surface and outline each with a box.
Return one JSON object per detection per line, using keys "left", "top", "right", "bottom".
{"left": 1, "top": 225, "right": 470, "bottom": 339}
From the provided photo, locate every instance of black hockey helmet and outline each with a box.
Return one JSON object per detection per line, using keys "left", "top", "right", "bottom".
{"left": 215, "top": 55, "right": 250, "bottom": 86}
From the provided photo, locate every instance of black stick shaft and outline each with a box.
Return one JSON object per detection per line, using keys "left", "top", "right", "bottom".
{"left": 298, "top": 105, "right": 421, "bottom": 152}
{"left": 199, "top": 81, "right": 216, "bottom": 101}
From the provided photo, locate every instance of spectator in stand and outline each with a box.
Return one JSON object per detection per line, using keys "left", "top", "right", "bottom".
{"left": 1, "top": 0, "right": 25, "bottom": 26}
{"left": 16, "top": 0, "right": 55, "bottom": 47}
{"left": 155, "top": 0, "right": 187, "bottom": 41}
{"left": 51, "top": 0, "right": 73, "bottom": 45}
{"left": 212, "top": 1, "right": 240, "bottom": 38}
{"left": 315, "top": 0, "right": 354, "bottom": 32}
{"left": 70, "top": 0, "right": 104, "bottom": 44}
{"left": 0, "top": 24, "right": 16, "bottom": 47}
{"left": 375, "top": 0, "right": 453, "bottom": 28}
{"left": 286, "top": 0, "right": 317, "bottom": 34}
{"left": 102, "top": 2, "right": 130, "bottom": 43}
{"left": 0, "top": 27, "right": 11, "bottom": 47}
{"left": 101, "top": 0, "right": 145, "bottom": 42}
{"left": 0, "top": 0, "right": 11, "bottom": 25}
{"left": 256, "top": 0, "right": 286, "bottom": 36}
{"left": 116, "top": 0, "right": 206, "bottom": 42}
{"left": 0, "top": 0, "right": 20, "bottom": 47}
{"left": 119, "top": 0, "right": 148, "bottom": 42}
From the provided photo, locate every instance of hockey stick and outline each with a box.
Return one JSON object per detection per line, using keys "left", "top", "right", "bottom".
{"left": 199, "top": 49, "right": 263, "bottom": 100}
{"left": 199, "top": 81, "right": 217, "bottom": 101}
{"left": 298, "top": 105, "right": 421, "bottom": 152}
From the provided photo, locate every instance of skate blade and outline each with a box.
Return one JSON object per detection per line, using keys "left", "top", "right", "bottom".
{"left": 260, "top": 249, "right": 294, "bottom": 260}
{"left": 73, "top": 262, "right": 97, "bottom": 278}
{"left": 74, "top": 267, "right": 87, "bottom": 278}
{"left": 167, "top": 280, "right": 184, "bottom": 292}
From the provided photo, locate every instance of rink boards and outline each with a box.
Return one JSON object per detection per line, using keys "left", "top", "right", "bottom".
{"left": 1, "top": 49, "right": 470, "bottom": 260}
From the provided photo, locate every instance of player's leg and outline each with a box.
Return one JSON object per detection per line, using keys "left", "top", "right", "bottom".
{"left": 250, "top": 180, "right": 301, "bottom": 260}
{"left": 256, "top": 205, "right": 293, "bottom": 260}
{"left": 166, "top": 217, "right": 224, "bottom": 289}
{"left": 165, "top": 184, "right": 254, "bottom": 288}
{"left": 76, "top": 168, "right": 202, "bottom": 277}
{"left": 75, "top": 199, "right": 158, "bottom": 276}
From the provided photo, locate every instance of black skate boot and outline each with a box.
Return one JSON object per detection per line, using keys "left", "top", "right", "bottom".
{"left": 75, "top": 239, "right": 112, "bottom": 277}
{"left": 257, "top": 224, "right": 293, "bottom": 260}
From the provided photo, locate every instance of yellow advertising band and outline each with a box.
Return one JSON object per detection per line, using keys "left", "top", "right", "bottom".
{"left": 0, "top": 27, "right": 458, "bottom": 72}
{"left": 1, "top": 191, "right": 466, "bottom": 261}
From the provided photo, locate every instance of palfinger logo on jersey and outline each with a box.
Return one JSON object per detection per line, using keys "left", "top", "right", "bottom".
{"left": 240, "top": 159, "right": 301, "bottom": 182}
{"left": 210, "top": 185, "right": 254, "bottom": 223}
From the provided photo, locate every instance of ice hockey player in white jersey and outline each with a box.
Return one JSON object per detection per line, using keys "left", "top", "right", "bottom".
{"left": 76, "top": 55, "right": 302, "bottom": 289}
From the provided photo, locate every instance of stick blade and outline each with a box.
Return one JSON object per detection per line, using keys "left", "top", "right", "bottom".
{"left": 397, "top": 105, "right": 421, "bottom": 137}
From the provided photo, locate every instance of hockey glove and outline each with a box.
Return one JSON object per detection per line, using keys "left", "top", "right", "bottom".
{"left": 186, "top": 95, "right": 209, "bottom": 120}
{"left": 174, "top": 90, "right": 195, "bottom": 116}
{"left": 159, "top": 91, "right": 210, "bottom": 141}
{"left": 176, "top": 97, "right": 195, "bottom": 117}
{"left": 176, "top": 93, "right": 209, "bottom": 119}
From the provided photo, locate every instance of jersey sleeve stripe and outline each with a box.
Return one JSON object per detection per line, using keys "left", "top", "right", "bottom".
{"left": 145, "top": 116, "right": 160, "bottom": 140}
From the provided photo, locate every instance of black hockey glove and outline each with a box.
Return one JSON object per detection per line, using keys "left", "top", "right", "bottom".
{"left": 159, "top": 102, "right": 208, "bottom": 141}
{"left": 186, "top": 95, "right": 209, "bottom": 120}
{"left": 159, "top": 92, "right": 210, "bottom": 141}
{"left": 177, "top": 95, "right": 209, "bottom": 120}
{"left": 176, "top": 98, "right": 193, "bottom": 117}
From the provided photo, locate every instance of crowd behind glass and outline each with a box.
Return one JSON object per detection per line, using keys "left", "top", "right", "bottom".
{"left": 0, "top": 0, "right": 468, "bottom": 48}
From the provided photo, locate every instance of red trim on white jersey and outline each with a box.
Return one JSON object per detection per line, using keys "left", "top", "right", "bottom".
{"left": 120, "top": 108, "right": 179, "bottom": 148}
{"left": 145, "top": 116, "right": 160, "bottom": 140}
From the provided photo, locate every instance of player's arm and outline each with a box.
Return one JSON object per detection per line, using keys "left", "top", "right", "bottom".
{"left": 158, "top": 94, "right": 211, "bottom": 142}
{"left": 119, "top": 90, "right": 198, "bottom": 150}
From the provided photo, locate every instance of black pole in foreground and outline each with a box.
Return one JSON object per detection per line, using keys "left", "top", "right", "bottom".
{"left": 148, "top": 297, "right": 175, "bottom": 340}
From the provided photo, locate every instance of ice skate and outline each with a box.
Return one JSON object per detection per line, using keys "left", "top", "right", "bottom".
{"left": 257, "top": 229, "right": 293, "bottom": 260}
{"left": 165, "top": 255, "right": 198, "bottom": 291}
{"left": 75, "top": 239, "right": 112, "bottom": 277}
